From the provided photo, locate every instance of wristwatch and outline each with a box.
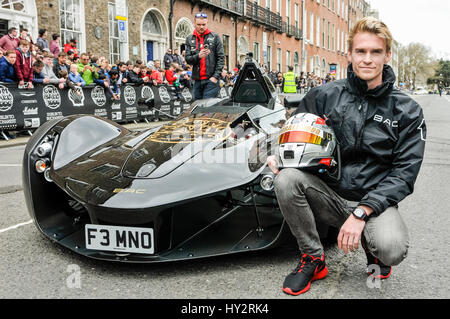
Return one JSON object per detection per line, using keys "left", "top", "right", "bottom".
{"left": 352, "top": 207, "right": 369, "bottom": 222}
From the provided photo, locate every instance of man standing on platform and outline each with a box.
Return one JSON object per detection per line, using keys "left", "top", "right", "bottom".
{"left": 185, "top": 12, "right": 224, "bottom": 100}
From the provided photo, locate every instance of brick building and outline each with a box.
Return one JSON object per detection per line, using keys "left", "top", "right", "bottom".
{"left": 0, "top": 0, "right": 373, "bottom": 79}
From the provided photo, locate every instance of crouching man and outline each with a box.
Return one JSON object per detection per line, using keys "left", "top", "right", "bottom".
{"left": 268, "top": 17, "right": 426, "bottom": 296}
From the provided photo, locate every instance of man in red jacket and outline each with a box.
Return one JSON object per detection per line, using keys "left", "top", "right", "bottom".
{"left": 14, "top": 39, "right": 33, "bottom": 89}
{"left": 64, "top": 38, "right": 78, "bottom": 59}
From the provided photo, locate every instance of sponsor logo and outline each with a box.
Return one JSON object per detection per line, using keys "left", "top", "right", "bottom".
{"left": 0, "top": 85, "right": 13, "bottom": 112}
{"left": 158, "top": 86, "right": 171, "bottom": 104}
{"left": 173, "top": 107, "right": 181, "bottom": 116}
{"left": 219, "top": 87, "right": 227, "bottom": 98}
{"left": 374, "top": 114, "right": 398, "bottom": 128}
{"left": 19, "top": 92, "right": 35, "bottom": 97}
{"left": 417, "top": 119, "right": 426, "bottom": 141}
{"left": 68, "top": 88, "right": 85, "bottom": 107}
{"left": 124, "top": 86, "right": 136, "bottom": 105}
{"left": 0, "top": 114, "right": 16, "bottom": 127}
{"left": 140, "top": 110, "right": 155, "bottom": 116}
{"left": 94, "top": 109, "right": 107, "bottom": 117}
{"left": 24, "top": 118, "right": 40, "bottom": 128}
{"left": 46, "top": 111, "right": 63, "bottom": 121}
{"left": 111, "top": 102, "right": 121, "bottom": 110}
{"left": 23, "top": 107, "right": 38, "bottom": 116}
{"left": 113, "top": 188, "right": 146, "bottom": 194}
{"left": 42, "top": 85, "right": 61, "bottom": 109}
{"left": 91, "top": 86, "right": 107, "bottom": 107}
{"left": 141, "top": 86, "right": 154, "bottom": 102}
{"left": 181, "top": 87, "right": 192, "bottom": 102}
{"left": 21, "top": 100, "right": 38, "bottom": 104}
{"left": 111, "top": 111, "right": 122, "bottom": 121}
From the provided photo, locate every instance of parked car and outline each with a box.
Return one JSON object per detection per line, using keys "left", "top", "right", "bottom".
{"left": 413, "top": 88, "right": 428, "bottom": 95}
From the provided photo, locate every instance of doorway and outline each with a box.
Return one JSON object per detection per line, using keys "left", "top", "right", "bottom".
{"left": 146, "top": 41, "right": 154, "bottom": 62}
{"left": 0, "top": 19, "right": 8, "bottom": 37}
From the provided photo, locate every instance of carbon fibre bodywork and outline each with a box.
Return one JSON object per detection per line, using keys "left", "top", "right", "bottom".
{"left": 22, "top": 57, "right": 295, "bottom": 263}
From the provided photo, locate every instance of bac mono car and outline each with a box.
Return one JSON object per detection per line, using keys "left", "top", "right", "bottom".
{"left": 23, "top": 56, "right": 330, "bottom": 263}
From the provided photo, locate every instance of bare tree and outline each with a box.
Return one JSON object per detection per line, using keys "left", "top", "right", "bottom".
{"left": 398, "top": 43, "right": 437, "bottom": 89}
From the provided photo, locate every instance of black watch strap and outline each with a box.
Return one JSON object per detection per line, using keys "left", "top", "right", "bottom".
{"left": 352, "top": 207, "right": 369, "bottom": 222}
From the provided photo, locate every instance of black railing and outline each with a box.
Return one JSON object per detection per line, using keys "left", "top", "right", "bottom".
{"left": 196, "top": 0, "right": 245, "bottom": 15}
{"left": 294, "top": 27, "right": 302, "bottom": 40}
{"left": 286, "top": 24, "right": 295, "bottom": 37}
{"left": 245, "top": 1, "right": 282, "bottom": 30}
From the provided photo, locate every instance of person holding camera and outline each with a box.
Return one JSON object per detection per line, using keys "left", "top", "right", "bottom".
{"left": 185, "top": 12, "right": 224, "bottom": 100}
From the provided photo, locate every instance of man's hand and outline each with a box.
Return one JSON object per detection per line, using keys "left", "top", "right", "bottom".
{"left": 337, "top": 214, "right": 366, "bottom": 254}
{"left": 267, "top": 155, "right": 280, "bottom": 175}
{"left": 198, "top": 49, "right": 210, "bottom": 59}
{"left": 209, "top": 77, "right": 218, "bottom": 83}
{"left": 43, "top": 78, "right": 50, "bottom": 84}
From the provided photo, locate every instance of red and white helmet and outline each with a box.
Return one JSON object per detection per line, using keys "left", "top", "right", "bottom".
{"left": 278, "top": 112, "right": 340, "bottom": 180}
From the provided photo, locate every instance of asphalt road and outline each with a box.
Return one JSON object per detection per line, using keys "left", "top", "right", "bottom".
{"left": 1, "top": 94, "right": 449, "bottom": 300}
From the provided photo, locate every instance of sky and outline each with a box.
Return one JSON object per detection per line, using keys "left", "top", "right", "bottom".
{"left": 367, "top": 0, "right": 450, "bottom": 59}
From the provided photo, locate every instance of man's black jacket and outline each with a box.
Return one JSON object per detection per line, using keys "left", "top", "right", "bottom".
{"left": 294, "top": 64, "right": 426, "bottom": 216}
{"left": 127, "top": 70, "right": 144, "bottom": 85}
{"left": 185, "top": 30, "right": 224, "bottom": 81}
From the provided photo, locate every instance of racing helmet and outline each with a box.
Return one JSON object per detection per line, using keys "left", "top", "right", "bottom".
{"left": 278, "top": 112, "right": 340, "bottom": 181}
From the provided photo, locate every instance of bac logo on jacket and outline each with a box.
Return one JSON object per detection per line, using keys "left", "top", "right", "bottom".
{"left": 374, "top": 114, "right": 398, "bottom": 128}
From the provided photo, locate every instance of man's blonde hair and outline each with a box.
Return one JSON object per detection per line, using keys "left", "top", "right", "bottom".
{"left": 348, "top": 17, "right": 393, "bottom": 53}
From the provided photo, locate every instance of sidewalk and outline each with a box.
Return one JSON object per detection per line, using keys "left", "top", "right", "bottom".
{"left": 0, "top": 120, "right": 170, "bottom": 149}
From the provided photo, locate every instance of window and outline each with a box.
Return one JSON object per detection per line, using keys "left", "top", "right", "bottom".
{"left": 327, "top": 21, "right": 330, "bottom": 50}
{"left": 295, "top": 4, "right": 299, "bottom": 29}
{"left": 267, "top": 45, "right": 272, "bottom": 71}
{"left": 336, "top": 27, "right": 341, "bottom": 53}
{"left": 316, "top": 17, "right": 320, "bottom": 47}
{"left": 277, "top": 48, "right": 281, "bottom": 72}
{"left": 322, "top": 18, "right": 325, "bottom": 48}
{"left": 286, "top": 50, "right": 291, "bottom": 71}
{"left": 277, "top": 0, "right": 281, "bottom": 14}
{"left": 223, "top": 35, "right": 230, "bottom": 70}
{"left": 286, "top": 0, "right": 291, "bottom": 27}
{"left": 108, "top": 3, "right": 120, "bottom": 64}
{"left": 332, "top": 24, "right": 335, "bottom": 51}
{"left": 310, "top": 13, "right": 314, "bottom": 43}
{"left": 60, "top": 0, "right": 83, "bottom": 52}
{"left": 253, "top": 42, "right": 260, "bottom": 62}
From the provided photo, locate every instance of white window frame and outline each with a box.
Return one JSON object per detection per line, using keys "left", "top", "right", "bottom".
{"left": 59, "top": 0, "right": 86, "bottom": 53}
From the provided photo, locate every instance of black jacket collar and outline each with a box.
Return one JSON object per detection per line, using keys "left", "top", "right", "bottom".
{"left": 346, "top": 64, "right": 396, "bottom": 99}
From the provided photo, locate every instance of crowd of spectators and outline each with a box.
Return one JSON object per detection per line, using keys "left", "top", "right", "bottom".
{"left": 0, "top": 26, "right": 335, "bottom": 100}
{"left": 0, "top": 28, "right": 231, "bottom": 101}
{"left": 268, "top": 69, "right": 337, "bottom": 93}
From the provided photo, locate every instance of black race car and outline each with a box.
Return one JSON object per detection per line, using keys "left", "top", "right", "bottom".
{"left": 22, "top": 56, "right": 301, "bottom": 263}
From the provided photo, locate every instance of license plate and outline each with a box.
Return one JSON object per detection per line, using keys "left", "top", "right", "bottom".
{"left": 85, "top": 224, "right": 154, "bottom": 254}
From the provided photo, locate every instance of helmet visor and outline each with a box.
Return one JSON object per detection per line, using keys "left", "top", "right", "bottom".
{"left": 278, "top": 130, "right": 324, "bottom": 145}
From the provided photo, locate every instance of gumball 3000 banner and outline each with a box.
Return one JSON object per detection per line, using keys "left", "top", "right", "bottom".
{"left": 0, "top": 83, "right": 233, "bottom": 131}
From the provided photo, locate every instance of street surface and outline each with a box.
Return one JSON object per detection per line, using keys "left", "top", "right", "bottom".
{"left": 0, "top": 94, "right": 449, "bottom": 299}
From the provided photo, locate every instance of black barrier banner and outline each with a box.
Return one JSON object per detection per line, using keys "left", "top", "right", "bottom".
{"left": 0, "top": 83, "right": 233, "bottom": 131}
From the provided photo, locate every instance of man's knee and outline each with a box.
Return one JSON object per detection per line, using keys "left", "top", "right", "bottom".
{"left": 274, "top": 168, "right": 315, "bottom": 196}
{"left": 365, "top": 208, "right": 409, "bottom": 266}
{"left": 374, "top": 235, "right": 409, "bottom": 266}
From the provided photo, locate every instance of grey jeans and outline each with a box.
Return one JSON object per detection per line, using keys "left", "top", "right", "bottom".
{"left": 274, "top": 168, "right": 409, "bottom": 266}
